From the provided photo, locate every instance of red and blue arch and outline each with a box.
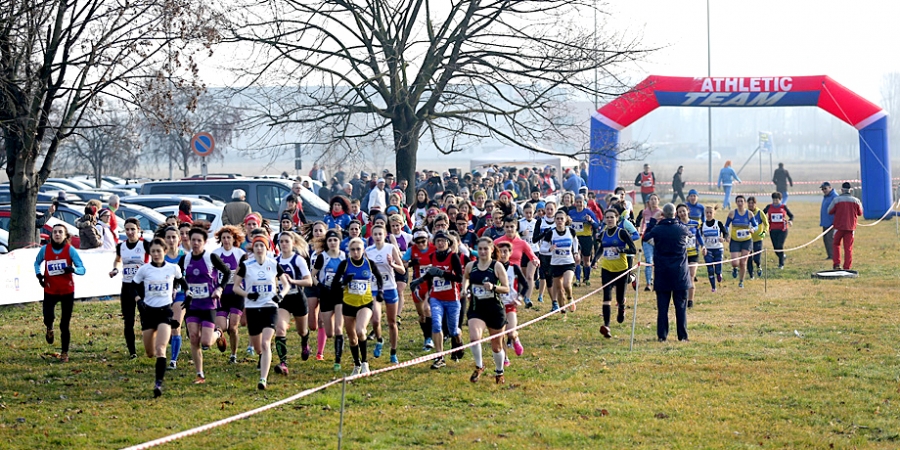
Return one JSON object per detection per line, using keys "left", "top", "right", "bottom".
{"left": 589, "top": 75, "right": 891, "bottom": 219}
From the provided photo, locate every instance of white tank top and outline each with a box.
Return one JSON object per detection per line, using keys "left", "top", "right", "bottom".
{"left": 366, "top": 243, "right": 397, "bottom": 291}
{"left": 119, "top": 240, "right": 148, "bottom": 283}
{"left": 501, "top": 263, "right": 518, "bottom": 305}
{"left": 701, "top": 220, "right": 724, "bottom": 250}
{"left": 242, "top": 257, "right": 281, "bottom": 309}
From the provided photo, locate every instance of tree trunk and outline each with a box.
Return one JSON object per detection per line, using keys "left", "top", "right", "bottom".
{"left": 393, "top": 113, "right": 420, "bottom": 204}
{"left": 5, "top": 136, "right": 39, "bottom": 249}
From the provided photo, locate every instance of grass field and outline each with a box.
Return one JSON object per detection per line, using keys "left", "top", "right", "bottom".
{"left": 1, "top": 202, "right": 899, "bottom": 449}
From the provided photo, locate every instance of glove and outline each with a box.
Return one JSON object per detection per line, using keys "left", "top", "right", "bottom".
{"left": 247, "top": 292, "right": 260, "bottom": 300}
{"left": 376, "top": 292, "right": 385, "bottom": 303}
{"left": 342, "top": 274, "right": 355, "bottom": 284}
{"left": 36, "top": 274, "right": 45, "bottom": 288}
{"left": 409, "top": 257, "right": 419, "bottom": 267}
{"left": 426, "top": 267, "right": 445, "bottom": 277}
{"left": 136, "top": 299, "right": 147, "bottom": 312}
{"left": 63, "top": 266, "right": 76, "bottom": 274}
{"left": 273, "top": 293, "right": 283, "bottom": 305}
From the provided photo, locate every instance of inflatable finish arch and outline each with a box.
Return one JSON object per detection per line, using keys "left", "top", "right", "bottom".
{"left": 588, "top": 75, "right": 891, "bottom": 219}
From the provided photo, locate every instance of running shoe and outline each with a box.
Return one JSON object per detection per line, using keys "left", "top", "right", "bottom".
{"left": 573, "top": 281, "right": 580, "bottom": 288}
{"left": 424, "top": 338, "right": 435, "bottom": 350}
{"left": 525, "top": 299, "right": 534, "bottom": 309}
{"left": 617, "top": 304, "right": 625, "bottom": 324}
{"left": 757, "top": 269, "right": 762, "bottom": 278}
{"left": 229, "top": 355, "right": 237, "bottom": 364}
{"left": 738, "top": 281, "right": 744, "bottom": 288}
{"left": 732, "top": 268, "right": 738, "bottom": 279}
{"left": 513, "top": 339, "right": 523, "bottom": 356}
{"left": 550, "top": 301, "right": 559, "bottom": 312}
{"left": 257, "top": 378, "right": 267, "bottom": 390}
{"left": 451, "top": 349, "right": 464, "bottom": 362}
{"left": 373, "top": 341, "right": 383, "bottom": 358}
{"left": 215, "top": 329, "right": 227, "bottom": 352}
{"left": 778, "top": 265, "right": 784, "bottom": 270}
{"left": 366, "top": 331, "right": 376, "bottom": 342}
{"left": 153, "top": 381, "right": 163, "bottom": 398}
{"left": 301, "top": 345, "right": 311, "bottom": 361}
{"left": 316, "top": 353, "right": 325, "bottom": 361}
{"left": 711, "top": 288, "right": 716, "bottom": 293}
{"left": 59, "top": 352, "right": 69, "bottom": 363}
{"left": 503, "top": 356, "right": 510, "bottom": 367}
{"left": 537, "top": 294, "right": 543, "bottom": 303}
{"left": 130, "top": 354, "right": 138, "bottom": 360}
{"left": 275, "top": 362, "right": 289, "bottom": 375}
{"left": 194, "top": 375, "right": 206, "bottom": 384}
{"left": 687, "top": 300, "right": 693, "bottom": 308}
{"left": 396, "top": 315, "right": 402, "bottom": 326}
{"left": 333, "top": 363, "right": 341, "bottom": 372}
{"left": 168, "top": 360, "right": 177, "bottom": 370}
{"left": 360, "top": 362, "right": 370, "bottom": 375}
{"left": 600, "top": 325, "right": 611, "bottom": 339}
{"left": 45, "top": 328, "right": 54, "bottom": 344}
{"left": 584, "top": 280, "right": 591, "bottom": 287}
{"left": 749, "top": 271, "right": 754, "bottom": 280}
{"left": 643, "top": 285, "right": 651, "bottom": 292}
{"left": 390, "top": 354, "right": 399, "bottom": 364}
{"left": 470, "top": 366, "right": 485, "bottom": 383}
{"left": 430, "top": 358, "right": 446, "bottom": 370}
{"left": 716, "top": 274, "right": 723, "bottom": 283}
{"left": 495, "top": 372, "right": 505, "bottom": 384}
{"left": 247, "top": 345, "right": 255, "bottom": 356}
{"left": 350, "top": 365, "right": 361, "bottom": 376}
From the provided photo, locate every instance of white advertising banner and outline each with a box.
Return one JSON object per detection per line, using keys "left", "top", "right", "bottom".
{"left": 0, "top": 247, "right": 124, "bottom": 305}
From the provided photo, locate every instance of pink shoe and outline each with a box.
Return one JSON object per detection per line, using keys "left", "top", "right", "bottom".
{"left": 503, "top": 356, "right": 510, "bottom": 367}
{"left": 513, "top": 339, "right": 524, "bottom": 357}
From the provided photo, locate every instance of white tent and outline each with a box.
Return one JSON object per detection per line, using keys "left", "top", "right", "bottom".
{"left": 469, "top": 146, "right": 581, "bottom": 175}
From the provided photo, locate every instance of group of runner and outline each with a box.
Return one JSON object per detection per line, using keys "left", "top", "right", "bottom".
{"left": 35, "top": 170, "right": 798, "bottom": 398}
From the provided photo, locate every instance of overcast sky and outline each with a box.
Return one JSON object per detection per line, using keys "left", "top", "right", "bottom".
{"left": 607, "top": 0, "right": 900, "bottom": 104}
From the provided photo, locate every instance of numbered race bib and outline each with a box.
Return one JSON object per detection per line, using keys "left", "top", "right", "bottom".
{"left": 348, "top": 280, "right": 368, "bottom": 295}
{"left": 572, "top": 222, "right": 584, "bottom": 232}
{"left": 472, "top": 285, "right": 492, "bottom": 299}
{"left": 324, "top": 273, "right": 336, "bottom": 286}
{"left": 704, "top": 236, "right": 719, "bottom": 247}
{"left": 47, "top": 259, "right": 68, "bottom": 276}
{"left": 642, "top": 181, "right": 653, "bottom": 187}
{"left": 188, "top": 283, "right": 210, "bottom": 298}
{"left": 147, "top": 282, "right": 169, "bottom": 295}
{"left": 602, "top": 248, "right": 620, "bottom": 260}
{"left": 686, "top": 236, "right": 696, "bottom": 249}
{"left": 433, "top": 277, "right": 452, "bottom": 292}
{"left": 554, "top": 248, "right": 571, "bottom": 257}
{"left": 736, "top": 229, "right": 751, "bottom": 239}
{"left": 251, "top": 284, "right": 273, "bottom": 294}
{"left": 770, "top": 213, "right": 784, "bottom": 223}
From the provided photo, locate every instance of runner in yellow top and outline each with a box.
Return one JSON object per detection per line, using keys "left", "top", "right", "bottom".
{"left": 569, "top": 195, "right": 600, "bottom": 287}
{"left": 598, "top": 209, "right": 636, "bottom": 339}
{"left": 725, "top": 195, "right": 758, "bottom": 288}
{"left": 746, "top": 197, "right": 769, "bottom": 280}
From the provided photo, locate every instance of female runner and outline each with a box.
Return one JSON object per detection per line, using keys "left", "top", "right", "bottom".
{"left": 636, "top": 194, "right": 662, "bottom": 291}
{"left": 366, "top": 225, "right": 406, "bottom": 364}
{"left": 311, "top": 229, "right": 347, "bottom": 371}
{"left": 540, "top": 210, "right": 580, "bottom": 314}
{"left": 676, "top": 204, "right": 705, "bottom": 308}
{"left": 304, "top": 221, "right": 328, "bottom": 360}
{"left": 212, "top": 225, "right": 247, "bottom": 363}
{"left": 333, "top": 237, "right": 384, "bottom": 375}
{"left": 108, "top": 218, "right": 151, "bottom": 359}
{"left": 464, "top": 237, "right": 511, "bottom": 384}
{"left": 404, "top": 229, "right": 435, "bottom": 350}
{"left": 598, "top": 209, "right": 636, "bottom": 338}
{"left": 35, "top": 224, "right": 86, "bottom": 362}
{"left": 701, "top": 205, "right": 727, "bottom": 292}
{"left": 162, "top": 226, "right": 187, "bottom": 369}
{"left": 132, "top": 238, "right": 187, "bottom": 397}
{"left": 725, "top": 195, "right": 758, "bottom": 288}
{"left": 274, "top": 231, "right": 314, "bottom": 375}
{"left": 233, "top": 235, "right": 291, "bottom": 390}
{"left": 495, "top": 241, "right": 528, "bottom": 359}
{"left": 388, "top": 214, "right": 412, "bottom": 322}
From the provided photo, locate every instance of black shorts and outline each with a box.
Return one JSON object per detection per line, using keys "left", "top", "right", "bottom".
{"left": 245, "top": 307, "right": 278, "bottom": 336}
{"left": 552, "top": 264, "right": 576, "bottom": 278}
{"left": 688, "top": 255, "right": 699, "bottom": 264}
{"left": 218, "top": 292, "right": 245, "bottom": 316}
{"left": 185, "top": 308, "right": 217, "bottom": 328}
{"left": 342, "top": 301, "right": 373, "bottom": 318}
{"left": 318, "top": 287, "right": 341, "bottom": 313}
{"left": 577, "top": 236, "right": 594, "bottom": 258}
{"left": 395, "top": 269, "right": 408, "bottom": 284}
{"left": 467, "top": 298, "right": 507, "bottom": 330}
{"left": 303, "top": 285, "right": 319, "bottom": 299}
{"left": 280, "top": 292, "right": 309, "bottom": 317}
{"left": 140, "top": 304, "right": 174, "bottom": 331}
{"left": 539, "top": 254, "right": 553, "bottom": 281}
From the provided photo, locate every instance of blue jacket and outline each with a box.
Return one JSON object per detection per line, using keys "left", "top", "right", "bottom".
{"left": 820, "top": 189, "right": 839, "bottom": 227}
{"left": 642, "top": 218, "right": 691, "bottom": 291}
{"left": 563, "top": 174, "right": 585, "bottom": 193}
{"left": 717, "top": 167, "right": 741, "bottom": 187}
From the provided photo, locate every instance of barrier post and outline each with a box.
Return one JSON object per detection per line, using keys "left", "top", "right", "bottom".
{"left": 630, "top": 265, "right": 641, "bottom": 352}
{"left": 338, "top": 377, "right": 347, "bottom": 450}
{"left": 763, "top": 249, "right": 767, "bottom": 293}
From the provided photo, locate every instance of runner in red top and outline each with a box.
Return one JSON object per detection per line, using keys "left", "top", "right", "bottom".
{"left": 404, "top": 229, "right": 435, "bottom": 350}
{"left": 494, "top": 216, "right": 538, "bottom": 308}
{"left": 34, "top": 224, "right": 86, "bottom": 362}
{"left": 634, "top": 163, "right": 656, "bottom": 204}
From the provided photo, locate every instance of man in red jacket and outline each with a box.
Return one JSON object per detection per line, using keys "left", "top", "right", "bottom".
{"left": 827, "top": 182, "right": 863, "bottom": 270}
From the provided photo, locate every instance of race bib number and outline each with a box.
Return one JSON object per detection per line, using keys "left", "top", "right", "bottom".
{"left": 418, "top": 265, "right": 431, "bottom": 278}
{"left": 736, "top": 229, "right": 751, "bottom": 239}
{"left": 348, "top": 280, "right": 368, "bottom": 295}
{"left": 572, "top": 222, "right": 584, "bottom": 232}
{"left": 47, "top": 260, "right": 67, "bottom": 276}
{"left": 381, "top": 273, "right": 392, "bottom": 283}
{"left": 770, "top": 213, "right": 784, "bottom": 223}
{"left": 433, "top": 277, "right": 452, "bottom": 292}
{"left": 147, "top": 282, "right": 169, "bottom": 294}
{"left": 324, "top": 273, "right": 335, "bottom": 286}
{"left": 251, "top": 284, "right": 273, "bottom": 294}
{"left": 472, "top": 285, "right": 492, "bottom": 299}
{"left": 554, "top": 248, "right": 571, "bottom": 257}
{"left": 602, "top": 248, "right": 619, "bottom": 260}
{"left": 123, "top": 264, "right": 140, "bottom": 281}
{"left": 704, "top": 236, "right": 719, "bottom": 247}
{"left": 642, "top": 181, "right": 653, "bottom": 187}
{"left": 687, "top": 236, "right": 696, "bottom": 249}
{"left": 188, "top": 283, "right": 210, "bottom": 298}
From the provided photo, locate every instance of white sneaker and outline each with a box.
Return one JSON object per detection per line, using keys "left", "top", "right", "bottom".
{"left": 360, "top": 362, "right": 370, "bottom": 374}
{"left": 350, "top": 365, "right": 361, "bottom": 376}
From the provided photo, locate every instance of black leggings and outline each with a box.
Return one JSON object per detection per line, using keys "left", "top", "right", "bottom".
{"left": 769, "top": 229, "right": 788, "bottom": 265}
{"left": 43, "top": 293, "right": 74, "bottom": 353}
{"left": 121, "top": 283, "right": 139, "bottom": 355}
{"left": 601, "top": 269, "right": 627, "bottom": 305}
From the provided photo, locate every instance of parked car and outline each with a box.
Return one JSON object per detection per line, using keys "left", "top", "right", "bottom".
{"left": 155, "top": 205, "right": 224, "bottom": 232}
{"left": 0, "top": 211, "right": 81, "bottom": 248}
{"left": 115, "top": 203, "right": 167, "bottom": 236}
{"left": 695, "top": 151, "right": 722, "bottom": 160}
{"left": 67, "top": 190, "right": 111, "bottom": 203}
{"left": 68, "top": 175, "right": 115, "bottom": 189}
{"left": 118, "top": 195, "right": 216, "bottom": 210}
{"left": 0, "top": 189, "right": 61, "bottom": 204}
{"left": 47, "top": 178, "right": 96, "bottom": 191}
{"left": 140, "top": 179, "right": 328, "bottom": 222}
{"left": 97, "top": 188, "right": 138, "bottom": 197}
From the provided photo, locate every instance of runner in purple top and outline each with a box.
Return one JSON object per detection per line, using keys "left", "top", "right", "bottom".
{"left": 212, "top": 225, "right": 247, "bottom": 364}
{"left": 179, "top": 227, "right": 232, "bottom": 385}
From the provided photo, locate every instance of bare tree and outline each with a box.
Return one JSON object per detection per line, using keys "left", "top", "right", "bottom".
{"left": 227, "top": 0, "right": 649, "bottom": 200}
{"left": 142, "top": 91, "right": 244, "bottom": 178}
{"left": 57, "top": 108, "right": 142, "bottom": 186}
{"left": 0, "top": 0, "right": 218, "bottom": 249}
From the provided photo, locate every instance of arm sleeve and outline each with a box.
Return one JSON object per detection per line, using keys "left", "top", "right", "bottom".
{"left": 332, "top": 260, "right": 348, "bottom": 290}
{"left": 69, "top": 248, "right": 87, "bottom": 275}
{"left": 236, "top": 261, "right": 247, "bottom": 278}
{"left": 443, "top": 254, "right": 464, "bottom": 283}
{"left": 634, "top": 174, "right": 641, "bottom": 186}
{"left": 370, "top": 260, "right": 383, "bottom": 291}
{"left": 724, "top": 215, "right": 733, "bottom": 228}
{"left": 209, "top": 253, "right": 232, "bottom": 285}
{"left": 514, "top": 266, "right": 529, "bottom": 297}
{"left": 34, "top": 247, "right": 46, "bottom": 275}
{"left": 296, "top": 208, "right": 308, "bottom": 225}
{"left": 784, "top": 205, "right": 795, "bottom": 221}
{"left": 619, "top": 229, "right": 637, "bottom": 254}
{"left": 717, "top": 221, "right": 727, "bottom": 236}
{"left": 136, "top": 282, "right": 145, "bottom": 301}
{"left": 787, "top": 171, "right": 793, "bottom": 186}
{"left": 733, "top": 170, "right": 742, "bottom": 183}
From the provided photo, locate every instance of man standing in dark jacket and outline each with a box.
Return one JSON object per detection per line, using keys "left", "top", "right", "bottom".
{"left": 642, "top": 203, "right": 691, "bottom": 342}
{"left": 772, "top": 163, "right": 793, "bottom": 204}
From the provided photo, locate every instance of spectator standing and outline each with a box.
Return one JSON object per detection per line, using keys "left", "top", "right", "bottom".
{"left": 671, "top": 166, "right": 686, "bottom": 203}
{"left": 819, "top": 182, "right": 838, "bottom": 261}
{"left": 634, "top": 163, "right": 656, "bottom": 204}
{"left": 717, "top": 160, "right": 741, "bottom": 209}
{"left": 278, "top": 182, "right": 305, "bottom": 217}
{"left": 177, "top": 199, "right": 193, "bottom": 224}
{"left": 579, "top": 161, "right": 589, "bottom": 184}
{"left": 772, "top": 163, "right": 793, "bottom": 204}
{"left": 107, "top": 195, "right": 120, "bottom": 243}
{"left": 368, "top": 178, "right": 387, "bottom": 213}
{"left": 563, "top": 169, "right": 585, "bottom": 194}
{"left": 222, "top": 189, "right": 252, "bottom": 226}
{"left": 96, "top": 208, "right": 117, "bottom": 250}
{"left": 641, "top": 203, "right": 691, "bottom": 342}
{"left": 827, "top": 182, "right": 863, "bottom": 270}
{"left": 309, "top": 163, "right": 326, "bottom": 183}
{"left": 75, "top": 203, "right": 102, "bottom": 250}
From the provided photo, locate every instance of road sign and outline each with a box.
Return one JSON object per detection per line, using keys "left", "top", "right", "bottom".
{"left": 191, "top": 132, "right": 215, "bottom": 157}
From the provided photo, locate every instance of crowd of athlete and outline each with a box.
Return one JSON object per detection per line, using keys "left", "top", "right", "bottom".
{"left": 34, "top": 165, "right": 799, "bottom": 398}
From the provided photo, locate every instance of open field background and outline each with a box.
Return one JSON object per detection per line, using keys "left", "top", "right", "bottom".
{"left": 0, "top": 202, "right": 899, "bottom": 449}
